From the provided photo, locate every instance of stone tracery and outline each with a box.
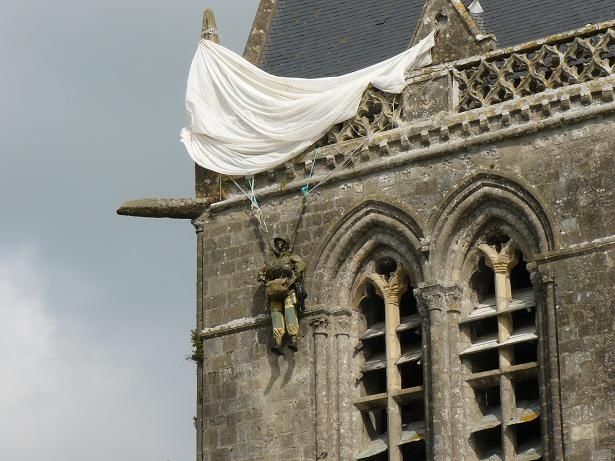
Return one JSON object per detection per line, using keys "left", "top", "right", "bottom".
{"left": 454, "top": 25, "right": 615, "bottom": 111}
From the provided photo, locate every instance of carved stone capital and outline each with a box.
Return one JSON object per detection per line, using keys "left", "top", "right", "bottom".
{"left": 478, "top": 240, "right": 519, "bottom": 274}
{"left": 334, "top": 314, "right": 351, "bottom": 337}
{"left": 367, "top": 264, "right": 408, "bottom": 305}
{"left": 192, "top": 217, "right": 206, "bottom": 234}
{"left": 530, "top": 268, "right": 555, "bottom": 285}
{"left": 415, "top": 282, "right": 464, "bottom": 314}
{"left": 310, "top": 316, "right": 329, "bottom": 335}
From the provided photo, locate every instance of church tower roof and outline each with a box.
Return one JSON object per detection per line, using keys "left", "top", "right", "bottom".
{"left": 243, "top": 0, "right": 614, "bottom": 77}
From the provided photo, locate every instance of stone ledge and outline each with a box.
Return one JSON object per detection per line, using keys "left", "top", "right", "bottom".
{"left": 211, "top": 75, "right": 615, "bottom": 214}
{"left": 200, "top": 306, "right": 352, "bottom": 339}
{"left": 117, "top": 197, "right": 213, "bottom": 219}
{"left": 534, "top": 235, "right": 615, "bottom": 265}
{"left": 201, "top": 313, "right": 269, "bottom": 340}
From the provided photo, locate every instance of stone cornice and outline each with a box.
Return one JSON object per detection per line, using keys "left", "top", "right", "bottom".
{"left": 533, "top": 235, "right": 615, "bottom": 266}
{"left": 210, "top": 74, "right": 615, "bottom": 214}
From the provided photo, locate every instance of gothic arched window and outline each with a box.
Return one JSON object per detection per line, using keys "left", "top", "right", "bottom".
{"left": 460, "top": 237, "right": 543, "bottom": 461}
{"left": 353, "top": 258, "right": 427, "bottom": 461}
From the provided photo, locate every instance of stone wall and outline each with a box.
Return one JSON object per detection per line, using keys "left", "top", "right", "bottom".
{"left": 537, "top": 246, "right": 615, "bottom": 461}
{"left": 196, "top": 106, "right": 614, "bottom": 459}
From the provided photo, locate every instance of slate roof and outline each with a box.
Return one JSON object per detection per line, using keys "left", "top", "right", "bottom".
{"left": 464, "top": 0, "right": 615, "bottom": 48}
{"left": 260, "top": 0, "right": 425, "bottom": 78}
{"left": 258, "top": 0, "right": 615, "bottom": 78}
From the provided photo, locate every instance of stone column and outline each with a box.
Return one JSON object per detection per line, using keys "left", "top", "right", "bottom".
{"left": 311, "top": 316, "right": 330, "bottom": 460}
{"left": 531, "top": 268, "right": 564, "bottom": 460}
{"left": 192, "top": 217, "right": 206, "bottom": 461}
{"left": 335, "top": 314, "right": 353, "bottom": 461}
{"left": 479, "top": 242, "right": 518, "bottom": 461}
{"left": 415, "top": 283, "right": 453, "bottom": 461}
{"left": 369, "top": 270, "right": 406, "bottom": 461}
{"left": 444, "top": 285, "right": 465, "bottom": 459}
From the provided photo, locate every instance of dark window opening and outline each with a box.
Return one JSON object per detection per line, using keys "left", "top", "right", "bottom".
{"left": 362, "top": 368, "right": 387, "bottom": 396}
{"left": 510, "top": 251, "right": 533, "bottom": 291}
{"left": 363, "top": 335, "right": 386, "bottom": 362}
{"left": 399, "top": 288, "right": 419, "bottom": 318}
{"left": 512, "top": 341, "right": 538, "bottom": 366}
{"left": 401, "top": 440, "right": 426, "bottom": 461}
{"left": 467, "top": 349, "right": 500, "bottom": 373}
{"left": 399, "top": 361, "right": 424, "bottom": 389}
{"left": 470, "top": 316, "right": 499, "bottom": 342}
{"left": 363, "top": 408, "right": 388, "bottom": 436}
{"left": 375, "top": 257, "right": 397, "bottom": 277}
{"left": 401, "top": 400, "right": 425, "bottom": 425}
{"left": 472, "top": 426, "right": 502, "bottom": 459}
{"left": 511, "top": 308, "right": 536, "bottom": 333}
{"left": 514, "top": 377, "right": 540, "bottom": 403}
{"left": 485, "top": 232, "right": 510, "bottom": 251}
{"left": 399, "top": 328, "right": 422, "bottom": 355}
{"left": 470, "top": 257, "right": 496, "bottom": 302}
{"left": 514, "top": 418, "right": 542, "bottom": 449}
{"left": 364, "top": 453, "right": 388, "bottom": 461}
{"left": 360, "top": 283, "right": 385, "bottom": 326}
{"left": 475, "top": 385, "right": 501, "bottom": 416}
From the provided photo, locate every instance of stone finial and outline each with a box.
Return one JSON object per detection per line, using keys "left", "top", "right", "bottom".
{"left": 468, "top": 0, "right": 485, "bottom": 32}
{"left": 468, "top": 0, "right": 484, "bottom": 15}
{"left": 201, "top": 9, "right": 220, "bottom": 43}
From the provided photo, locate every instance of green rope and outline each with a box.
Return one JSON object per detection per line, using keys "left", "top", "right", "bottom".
{"left": 301, "top": 149, "right": 319, "bottom": 196}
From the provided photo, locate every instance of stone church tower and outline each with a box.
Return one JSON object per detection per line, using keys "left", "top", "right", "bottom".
{"left": 119, "top": 1, "right": 615, "bottom": 460}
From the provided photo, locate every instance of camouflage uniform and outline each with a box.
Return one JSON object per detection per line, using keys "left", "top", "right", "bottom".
{"left": 258, "top": 238, "right": 306, "bottom": 353}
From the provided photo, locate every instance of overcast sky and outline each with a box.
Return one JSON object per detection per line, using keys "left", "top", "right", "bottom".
{"left": 0, "top": 1, "right": 258, "bottom": 460}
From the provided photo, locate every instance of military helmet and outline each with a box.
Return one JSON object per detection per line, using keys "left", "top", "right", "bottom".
{"left": 273, "top": 236, "right": 290, "bottom": 248}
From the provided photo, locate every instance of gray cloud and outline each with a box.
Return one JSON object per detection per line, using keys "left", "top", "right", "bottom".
{"left": 0, "top": 0, "right": 259, "bottom": 459}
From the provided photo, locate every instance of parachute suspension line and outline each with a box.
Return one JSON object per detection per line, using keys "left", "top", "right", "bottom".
{"left": 231, "top": 133, "right": 373, "bottom": 252}
{"left": 229, "top": 176, "right": 270, "bottom": 234}
{"left": 247, "top": 175, "right": 270, "bottom": 234}
{"left": 290, "top": 135, "right": 371, "bottom": 250}
{"left": 301, "top": 148, "right": 319, "bottom": 196}
{"left": 304, "top": 135, "right": 371, "bottom": 196}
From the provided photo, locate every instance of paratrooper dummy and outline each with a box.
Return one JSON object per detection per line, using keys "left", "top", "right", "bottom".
{"left": 258, "top": 237, "right": 306, "bottom": 355}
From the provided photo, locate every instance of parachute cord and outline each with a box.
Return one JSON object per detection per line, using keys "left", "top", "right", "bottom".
{"left": 306, "top": 135, "right": 371, "bottom": 196}
{"left": 300, "top": 148, "right": 319, "bottom": 197}
{"left": 229, "top": 176, "right": 269, "bottom": 234}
